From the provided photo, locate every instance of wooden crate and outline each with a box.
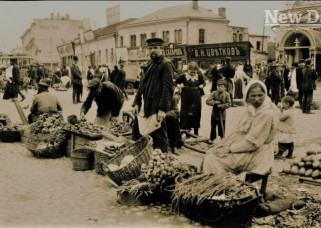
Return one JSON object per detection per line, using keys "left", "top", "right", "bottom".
{"left": 66, "top": 132, "right": 102, "bottom": 158}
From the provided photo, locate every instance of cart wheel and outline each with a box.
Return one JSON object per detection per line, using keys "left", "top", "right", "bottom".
{"left": 122, "top": 111, "right": 135, "bottom": 127}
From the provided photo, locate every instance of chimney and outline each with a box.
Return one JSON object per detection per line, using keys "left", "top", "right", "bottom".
{"left": 50, "top": 13, "right": 54, "bottom": 19}
{"left": 192, "top": 0, "right": 199, "bottom": 9}
{"left": 66, "top": 14, "right": 70, "bottom": 20}
{"left": 218, "top": 7, "right": 226, "bottom": 18}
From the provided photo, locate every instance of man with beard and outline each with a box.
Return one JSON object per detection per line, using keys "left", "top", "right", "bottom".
{"left": 132, "top": 38, "right": 175, "bottom": 152}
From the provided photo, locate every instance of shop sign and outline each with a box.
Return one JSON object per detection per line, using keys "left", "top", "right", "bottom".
{"left": 164, "top": 44, "right": 186, "bottom": 57}
{"left": 57, "top": 43, "right": 74, "bottom": 57}
{"left": 187, "top": 42, "right": 251, "bottom": 60}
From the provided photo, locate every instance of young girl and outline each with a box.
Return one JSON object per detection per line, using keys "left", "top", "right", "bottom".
{"left": 275, "top": 96, "right": 297, "bottom": 159}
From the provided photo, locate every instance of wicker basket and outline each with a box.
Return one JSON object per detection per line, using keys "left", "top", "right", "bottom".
{"left": 25, "top": 134, "right": 65, "bottom": 158}
{"left": 179, "top": 187, "right": 261, "bottom": 228}
{"left": 0, "top": 130, "right": 21, "bottom": 142}
{"left": 100, "top": 136, "right": 153, "bottom": 186}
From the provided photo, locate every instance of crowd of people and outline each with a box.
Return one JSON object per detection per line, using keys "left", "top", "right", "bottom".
{"left": 1, "top": 38, "right": 319, "bottom": 179}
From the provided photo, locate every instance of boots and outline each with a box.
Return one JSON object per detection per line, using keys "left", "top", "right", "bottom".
{"left": 286, "top": 150, "right": 293, "bottom": 159}
{"left": 274, "top": 151, "right": 284, "bottom": 159}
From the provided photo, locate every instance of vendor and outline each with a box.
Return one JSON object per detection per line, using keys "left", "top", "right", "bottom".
{"left": 28, "top": 79, "right": 63, "bottom": 123}
{"left": 80, "top": 77, "right": 124, "bottom": 128}
{"left": 202, "top": 80, "right": 278, "bottom": 180}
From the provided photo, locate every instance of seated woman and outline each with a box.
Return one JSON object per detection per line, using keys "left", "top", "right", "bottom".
{"left": 28, "top": 79, "right": 63, "bottom": 124}
{"left": 202, "top": 80, "right": 278, "bottom": 180}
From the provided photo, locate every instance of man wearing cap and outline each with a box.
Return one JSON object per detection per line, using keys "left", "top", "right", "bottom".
{"left": 299, "top": 59, "right": 318, "bottom": 114}
{"left": 70, "top": 56, "right": 83, "bottom": 104}
{"left": 28, "top": 79, "right": 63, "bottom": 123}
{"left": 219, "top": 57, "right": 236, "bottom": 107}
{"left": 80, "top": 78, "right": 124, "bottom": 127}
{"left": 132, "top": 38, "right": 175, "bottom": 152}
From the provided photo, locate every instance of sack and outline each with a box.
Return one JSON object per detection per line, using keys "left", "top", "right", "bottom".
{"left": 137, "top": 112, "right": 161, "bottom": 136}
{"left": 3, "top": 81, "right": 18, "bottom": 100}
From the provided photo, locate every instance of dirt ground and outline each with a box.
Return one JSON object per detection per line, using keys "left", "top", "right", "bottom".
{"left": 1, "top": 81, "right": 321, "bottom": 227}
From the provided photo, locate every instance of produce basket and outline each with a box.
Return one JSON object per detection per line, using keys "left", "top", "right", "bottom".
{"left": 100, "top": 136, "right": 153, "bottom": 186}
{"left": 25, "top": 134, "right": 66, "bottom": 158}
{"left": 0, "top": 130, "right": 21, "bottom": 142}
{"left": 180, "top": 187, "right": 261, "bottom": 228}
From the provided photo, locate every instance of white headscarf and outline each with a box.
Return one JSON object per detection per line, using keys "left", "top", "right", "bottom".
{"left": 240, "top": 80, "right": 278, "bottom": 132}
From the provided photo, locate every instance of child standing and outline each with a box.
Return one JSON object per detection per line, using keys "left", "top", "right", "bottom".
{"left": 206, "top": 79, "right": 231, "bottom": 143}
{"left": 275, "top": 96, "right": 297, "bottom": 159}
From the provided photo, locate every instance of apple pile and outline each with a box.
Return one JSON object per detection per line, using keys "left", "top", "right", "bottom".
{"left": 109, "top": 120, "right": 131, "bottom": 135}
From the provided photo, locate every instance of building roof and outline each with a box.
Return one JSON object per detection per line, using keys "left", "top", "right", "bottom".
{"left": 94, "top": 18, "right": 136, "bottom": 38}
{"left": 249, "top": 33, "right": 269, "bottom": 38}
{"left": 128, "top": 3, "right": 228, "bottom": 25}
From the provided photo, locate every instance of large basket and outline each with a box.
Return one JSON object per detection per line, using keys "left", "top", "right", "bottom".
{"left": 25, "top": 134, "right": 65, "bottom": 158}
{"left": 0, "top": 130, "right": 21, "bottom": 142}
{"left": 100, "top": 136, "right": 153, "bottom": 186}
{"left": 179, "top": 187, "right": 261, "bottom": 228}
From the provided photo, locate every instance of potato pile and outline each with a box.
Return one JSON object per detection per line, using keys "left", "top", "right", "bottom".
{"left": 65, "top": 121, "right": 104, "bottom": 135}
{"left": 282, "top": 152, "right": 321, "bottom": 179}
{"left": 30, "top": 113, "right": 64, "bottom": 134}
{"left": 141, "top": 149, "right": 196, "bottom": 187}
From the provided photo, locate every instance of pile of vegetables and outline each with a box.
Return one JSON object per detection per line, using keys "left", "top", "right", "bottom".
{"left": 141, "top": 149, "right": 196, "bottom": 187}
{"left": 172, "top": 173, "right": 258, "bottom": 211}
{"left": 282, "top": 152, "right": 321, "bottom": 179}
{"left": 30, "top": 113, "right": 64, "bottom": 134}
{"left": 119, "top": 179, "right": 157, "bottom": 199}
{"left": 29, "top": 113, "right": 66, "bottom": 146}
{"left": 0, "top": 125, "right": 20, "bottom": 131}
{"left": 64, "top": 119, "right": 104, "bottom": 135}
{"left": 109, "top": 120, "right": 131, "bottom": 135}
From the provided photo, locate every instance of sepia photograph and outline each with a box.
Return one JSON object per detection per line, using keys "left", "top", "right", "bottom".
{"left": 1, "top": 1, "right": 321, "bottom": 227}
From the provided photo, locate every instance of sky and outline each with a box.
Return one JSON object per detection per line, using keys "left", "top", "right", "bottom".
{"left": 0, "top": 1, "right": 286, "bottom": 53}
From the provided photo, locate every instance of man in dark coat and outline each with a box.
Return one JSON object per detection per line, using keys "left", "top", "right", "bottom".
{"left": 296, "top": 59, "right": 305, "bottom": 109}
{"left": 81, "top": 78, "right": 124, "bottom": 127}
{"left": 299, "top": 59, "right": 318, "bottom": 114}
{"left": 132, "top": 38, "right": 175, "bottom": 152}
{"left": 70, "top": 56, "right": 83, "bottom": 104}
{"left": 210, "top": 62, "right": 222, "bottom": 92}
{"left": 114, "top": 64, "right": 128, "bottom": 100}
{"left": 219, "top": 57, "right": 236, "bottom": 106}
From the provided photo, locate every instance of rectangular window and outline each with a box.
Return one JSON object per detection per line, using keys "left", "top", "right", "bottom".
{"left": 199, "top": 29, "right": 205, "bottom": 44}
{"left": 105, "top": 49, "right": 108, "bottom": 63}
{"left": 239, "top": 34, "right": 243, "bottom": 42}
{"left": 162, "top": 31, "right": 170, "bottom": 43}
{"left": 233, "top": 33, "right": 237, "bottom": 42}
{"left": 111, "top": 48, "right": 114, "bottom": 63}
{"left": 256, "top": 41, "right": 261, "bottom": 50}
{"left": 175, "top": 29, "right": 182, "bottom": 44}
{"left": 120, "top": 36, "right": 123, "bottom": 47}
{"left": 140, "top": 34, "right": 147, "bottom": 47}
{"left": 151, "top": 32, "right": 156, "bottom": 38}
{"left": 130, "top": 35, "right": 136, "bottom": 47}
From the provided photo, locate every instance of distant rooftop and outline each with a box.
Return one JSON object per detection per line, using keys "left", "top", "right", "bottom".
{"left": 128, "top": 3, "right": 228, "bottom": 25}
{"left": 94, "top": 18, "right": 136, "bottom": 38}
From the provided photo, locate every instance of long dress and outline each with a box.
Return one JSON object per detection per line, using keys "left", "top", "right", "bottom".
{"left": 175, "top": 73, "right": 205, "bottom": 130}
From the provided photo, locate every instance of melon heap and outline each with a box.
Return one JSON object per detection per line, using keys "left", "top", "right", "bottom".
{"left": 282, "top": 152, "right": 321, "bottom": 179}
